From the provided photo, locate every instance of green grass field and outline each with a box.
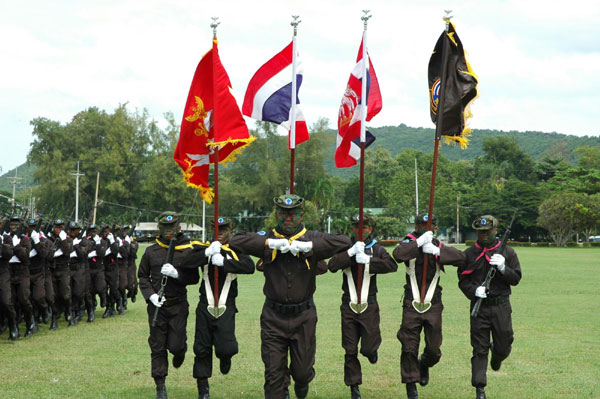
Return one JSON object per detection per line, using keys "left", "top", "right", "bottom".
{"left": 1, "top": 246, "right": 599, "bottom": 399}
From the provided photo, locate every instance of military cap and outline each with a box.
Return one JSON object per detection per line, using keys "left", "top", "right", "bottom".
{"left": 68, "top": 221, "right": 82, "bottom": 230}
{"left": 472, "top": 215, "right": 498, "bottom": 230}
{"left": 10, "top": 215, "right": 20, "bottom": 222}
{"left": 211, "top": 216, "right": 233, "bottom": 228}
{"left": 415, "top": 213, "right": 437, "bottom": 225}
{"left": 88, "top": 224, "right": 97, "bottom": 231}
{"left": 54, "top": 218, "right": 65, "bottom": 226}
{"left": 121, "top": 224, "right": 131, "bottom": 230}
{"left": 350, "top": 214, "right": 376, "bottom": 227}
{"left": 100, "top": 224, "right": 110, "bottom": 232}
{"left": 27, "top": 218, "right": 38, "bottom": 226}
{"left": 157, "top": 211, "right": 179, "bottom": 225}
{"left": 273, "top": 194, "right": 304, "bottom": 209}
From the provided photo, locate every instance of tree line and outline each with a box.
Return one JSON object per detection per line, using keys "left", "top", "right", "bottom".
{"left": 15, "top": 105, "right": 600, "bottom": 246}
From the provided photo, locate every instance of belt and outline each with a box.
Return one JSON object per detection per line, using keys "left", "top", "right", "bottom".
{"left": 265, "top": 297, "right": 314, "bottom": 314}
{"left": 482, "top": 295, "right": 509, "bottom": 306}
{"left": 342, "top": 295, "right": 377, "bottom": 305}
{"left": 163, "top": 297, "right": 184, "bottom": 307}
{"left": 404, "top": 291, "right": 442, "bottom": 304}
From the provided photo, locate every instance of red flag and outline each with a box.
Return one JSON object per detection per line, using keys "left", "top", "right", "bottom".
{"left": 174, "top": 39, "right": 255, "bottom": 203}
{"left": 335, "top": 38, "right": 382, "bottom": 168}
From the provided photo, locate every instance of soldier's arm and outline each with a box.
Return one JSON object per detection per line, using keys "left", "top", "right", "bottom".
{"left": 229, "top": 232, "right": 271, "bottom": 259}
{"left": 311, "top": 232, "right": 352, "bottom": 261}
{"left": 438, "top": 244, "right": 468, "bottom": 267}
{"left": 327, "top": 250, "right": 353, "bottom": 273}
{"left": 392, "top": 240, "right": 419, "bottom": 263}
{"left": 223, "top": 250, "right": 255, "bottom": 275}
{"left": 179, "top": 243, "right": 209, "bottom": 269}
{"left": 137, "top": 252, "right": 155, "bottom": 300}
{"left": 498, "top": 246, "right": 522, "bottom": 286}
{"left": 370, "top": 244, "right": 398, "bottom": 274}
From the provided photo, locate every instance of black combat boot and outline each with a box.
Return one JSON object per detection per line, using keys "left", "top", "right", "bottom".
{"left": 197, "top": 378, "right": 210, "bottom": 399}
{"left": 50, "top": 313, "right": 59, "bottom": 330}
{"left": 476, "top": 387, "right": 486, "bottom": 399}
{"left": 8, "top": 318, "right": 19, "bottom": 340}
{"left": 42, "top": 307, "right": 51, "bottom": 324}
{"left": 406, "top": 382, "right": 418, "bottom": 399}
{"left": 490, "top": 343, "right": 502, "bottom": 371}
{"left": 117, "top": 297, "right": 125, "bottom": 315}
{"left": 0, "top": 317, "right": 7, "bottom": 335}
{"left": 67, "top": 307, "right": 77, "bottom": 327}
{"left": 102, "top": 303, "right": 112, "bottom": 318}
{"left": 418, "top": 355, "right": 429, "bottom": 386}
{"left": 368, "top": 351, "right": 378, "bottom": 364}
{"left": 87, "top": 306, "right": 95, "bottom": 322}
{"left": 123, "top": 296, "right": 128, "bottom": 310}
{"left": 219, "top": 357, "right": 231, "bottom": 374}
{"left": 294, "top": 383, "right": 309, "bottom": 399}
{"left": 24, "top": 314, "right": 39, "bottom": 337}
{"left": 350, "top": 384, "right": 361, "bottom": 399}
{"left": 155, "top": 384, "right": 167, "bottom": 399}
{"left": 131, "top": 294, "right": 136, "bottom": 303}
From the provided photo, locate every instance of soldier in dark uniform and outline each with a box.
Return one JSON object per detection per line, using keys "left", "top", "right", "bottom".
{"left": 328, "top": 214, "right": 398, "bottom": 399}
{"left": 114, "top": 225, "right": 130, "bottom": 314}
{"left": 0, "top": 225, "right": 18, "bottom": 339}
{"left": 40, "top": 228, "right": 55, "bottom": 324}
{"left": 67, "top": 221, "right": 88, "bottom": 325}
{"left": 393, "top": 214, "right": 456, "bottom": 399}
{"left": 26, "top": 218, "right": 50, "bottom": 327}
{"left": 125, "top": 225, "right": 139, "bottom": 304}
{"left": 423, "top": 215, "right": 522, "bottom": 399}
{"left": 8, "top": 216, "right": 35, "bottom": 337}
{"left": 179, "top": 217, "right": 255, "bottom": 399}
{"left": 86, "top": 224, "right": 107, "bottom": 317}
{"left": 102, "top": 225, "right": 120, "bottom": 318}
{"left": 138, "top": 212, "right": 199, "bottom": 399}
{"left": 49, "top": 219, "right": 74, "bottom": 330}
{"left": 230, "top": 194, "right": 351, "bottom": 399}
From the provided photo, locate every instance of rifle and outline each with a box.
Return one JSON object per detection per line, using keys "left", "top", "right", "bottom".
{"left": 151, "top": 237, "right": 176, "bottom": 327}
{"left": 471, "top": 208, "right": 518, "bottom": 318}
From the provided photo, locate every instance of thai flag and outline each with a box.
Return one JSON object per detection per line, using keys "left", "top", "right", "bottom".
{"left": 335, "top": 38, "right": 382, "bottom": 168}
{"left": 242, "top": 42, "right": 309, "bottom": 148}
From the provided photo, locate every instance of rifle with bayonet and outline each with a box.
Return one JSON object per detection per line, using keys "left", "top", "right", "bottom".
{"left": 471, "top": 208, "right": 519, "bottom": 318}
{"left": 151, "top": 237, "right": 176, "bottom": 327}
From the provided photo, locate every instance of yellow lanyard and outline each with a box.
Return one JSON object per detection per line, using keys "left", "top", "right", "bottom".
{"left": 271, "top": 228, "right": 310, "bottom": 269}
{"left": 154, "top": 239, "right": 240, "bottom": 262}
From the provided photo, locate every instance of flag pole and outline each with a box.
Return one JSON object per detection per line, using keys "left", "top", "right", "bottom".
{"left": 420, "top": 11, "right": 452, "bottom": 304}
{"left": 289, "top": 16, "right": 301, "bottom": 194}
{"left": 357, "top": 9, "right": 371, "bottom": 306}
{"left": 210, "top": 17, "right": 221, "bottom": 307}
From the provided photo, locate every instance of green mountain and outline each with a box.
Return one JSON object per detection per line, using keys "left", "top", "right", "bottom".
{"left": 0, "top": 162, "right": 36, "bottom": 195}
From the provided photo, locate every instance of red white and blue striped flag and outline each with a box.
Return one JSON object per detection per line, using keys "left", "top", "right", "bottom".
{"left": 242, "top": 42, "right": 309, "bottom": 148}
{"left": 335, "top": 38, "right": 382, "bottom": 168}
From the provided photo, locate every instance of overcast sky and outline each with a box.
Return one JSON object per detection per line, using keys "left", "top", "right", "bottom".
{"left": 1, "top": 0, "right": 599, "bottom": 175}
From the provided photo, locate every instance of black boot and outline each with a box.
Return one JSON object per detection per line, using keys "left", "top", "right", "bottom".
{"left": 131, "top": 295, "right": 136, "bottom": 303}
{"left": 87, "top": 306, "right": 95, "bottom": 322}
{"left": 350, "top": 384, "right": 361, "bottom": 399}
{"left": 197, "top": 378, "right": 210, "bottom": 399}
{"left": 102, "top": 304, "right": 112, "bottom": 318}
{"left": 219, "top": 357, "right": 231, "bottom": 374}
{"left": 406, "top": 382, "right": 418, "bottom": 399}
{"left": 368, "top": 351, "right": 378, "bottom": 364}
{"left": 117, "top": 298, "right": 125, "bottom": 315}
{"left": 42, "top": 308, "right": 51, "bottom": 324}
{"left": 67, "top": 308, "right": 77, "bottom": 327}
{"left": 294, "top": 383, "right": 309, "bottom": 399}
{"left": 8, "top": 319, "right": 19, "bottom": 340}
{"left": 476, "top": 387, "right": 486, "bottom": 399}
{"left": 490, "top": 343, "right": 502, "bottom": 371}
{"left": 0, "top": 319, "right": 7, "bottom": 335}
{"left": 123, "top": 296, "right": 128, "bottom": 310}
{"left": 24, "top": 314, "right": 39, "bottom": 338}
{"left": 50, "top": 313, "right": 58, "bottom": 330}
{"left": 418, "top": 355, "right": 429, "bottom": 386}
{"left": 155, "top": 384, "right": 167, "bottom": 399}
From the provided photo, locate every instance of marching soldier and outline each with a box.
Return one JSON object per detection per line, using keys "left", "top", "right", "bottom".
{"left": 87, "top": 224, "right": 108, "bottom": 317}
{"left": 230, "top": 194, "right": 351, "bottom": 399}
{"left": 114, "top": 225, "right": 130, "bottom": 314}
{"left": 125, "top": 225, "right": 139, "bottom": 304}
{"left": 67, "top": 221, "right": 88, "bottom": 325}
{"left": 0, "top": 224, "right": 18, "bottom": 340}
{"left": 392, "top": 214, "right": 454, "bottom": 399}
{"left": 179, "top": 217, "right": 255, "bottom": 399}
{"left": 102, "top": 225, "right": 120, "bottom": 318}
{"left": 138, "top": 212, "right": 199, "bottom": 399}
{"left": 328, "top": 214, "right": 398, "bottom": 399}
{"left": 423, "top": 215, "right": 522, "bottom": 399}
{"left": 48, "top": 219, "right": 74, "bottom": 330}
{"left": 26, "top": 218, "right": 50, "bottom": 327}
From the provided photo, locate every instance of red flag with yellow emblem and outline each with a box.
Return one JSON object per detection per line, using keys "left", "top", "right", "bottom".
{"left": 174, "top": 38, "right": 254, "bottom": 203}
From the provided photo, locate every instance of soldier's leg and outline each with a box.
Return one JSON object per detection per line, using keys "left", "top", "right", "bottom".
{"left": 44, "top": 268, "right": 54, "bottom": 324}
{"left": 147, "top": 304, "right": 170, "bottom": 386}
{"left": 0, "top": 268, "right": 18, "bottom": 339}
{"left": 470, "top": 304, "right": 493, "bottom": 388}
{"left": 261, "top": 306, "right": 291, "bottom": 399}
{"left": 289, "top": 307, "right": 317, "bottom": 398}
{"left": 213, "top": 304, "right": 239, "bottom": 374}
{"left": 193, "top": 304, "right": 214, "bottom": 379}
{"left": 490, "top": 301, "right": 514, "bottom": 367}
{"left": 117, "top": 262, "right": 128, "bottom": 313}
{"left": 166, "top": 301, "right": 189, "bottom": 361}
{"left": 91, "top": 268, "right": 107, "bottom": 309}
{"left": 358, "top": 303, "right": 382, "bottom": 363}
{"left": 15, "top": 273, "right": 36, "bottom": 336}
{"left": 341, "top": 304, "right": 362, "bottom": 387}
{"left": 127, "top": 262, "right": 138, "bottom": 299}
{"left": 397, "top": 300, "right": 423, "bottom": 383}
{"left": 421, "top": 302, "right": 443, "bottom": 368}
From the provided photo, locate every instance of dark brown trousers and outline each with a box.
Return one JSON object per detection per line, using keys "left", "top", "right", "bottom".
{"left": 51, "top": 264, "right": 71, "bottom": 311}
{"left": 10, "top": 265, "right": 33, "bottom": 316}
{"left": 397, "top": 298, "right": 443, "bottom": 383}
{"left": 89, "top": 263, "right": 107, "bottom": 307}
{"left": 260, "top": 304, "right": 317, "bottom": 399}
{"left": 29, "top": 269, "right": 48, "bottom": 311}
{"left": 340, "top": 302, "right": 382, "bottom": 386}
{"left": 0, "top": 267, "right": 16, "bottom": 320}
{"left": 147, "top": 300, "right": 190, "bottom": 381}
{"left": 469, "top": 300, "right": 514, "bottom": 387}
{"left": 127, "top": 261, "right": 138, "bottom": 298}
{"left": 104, "top": 263, "right": 120, "bottom": 305}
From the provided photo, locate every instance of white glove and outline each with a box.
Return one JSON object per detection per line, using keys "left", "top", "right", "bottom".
{"left": 149, "top": 293, "right": 165, "bottom": 308}
{"left": 489, "top": 254, "right": 506, "bottom": 274}
{"left": 59, "top": 230, "right": 67, "bottom": 241}
{"left": 347, "top": 241, "right": 365, "bottom": 257}
{"left": 416, "top": 231, "right": 433, "bottom": 247}
{"left": 356, "top": 252, "right": 370, "bottom": 265}
{"left": 73, "top": 238, "right": 81, "bottom": 245}
{"left": 204, "top": 241, "right": 222, "bottom": 257}
{"left": 107, "top": 233, "right": 115, "bottom": 244}
{"left": 290, "top": 240, "right": 313, "bottom": 256}
{"left": 161, "top": 263, "right": 179, "bottom": 279}
{"left": 117, "top": 237, "right": 123, "bottom": 247}
{"left": 211, "top": 253, "right": 225, "bottom": 267}
{"left": 475, "top": 286, "right": 487, "bottom": 298}
{"left": 93, "top": 235, "right": 101, "bottom": 245}
{"left": 31, "top": 230, "right": 40, "bottom": 244}
{"left": 422, "top": 242, "right": 440, "bottom": 256}
{"left": 267, "top": 238, "right": 290, "bottom": 253}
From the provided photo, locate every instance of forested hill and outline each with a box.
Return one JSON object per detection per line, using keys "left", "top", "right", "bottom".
{"left": 323, "top": 124, "right": 600, "bottom": 179}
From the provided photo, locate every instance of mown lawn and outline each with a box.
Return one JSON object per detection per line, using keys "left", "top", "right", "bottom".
{"left": 0, "top": 246, "right": 598, "bottom": 399}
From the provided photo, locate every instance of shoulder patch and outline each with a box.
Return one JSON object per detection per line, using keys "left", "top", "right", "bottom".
{"left": 257, "top": 231, "right": 266, "bottom": 236}
{"left": 402, "top": 239, "right": 411, "bottom": 243}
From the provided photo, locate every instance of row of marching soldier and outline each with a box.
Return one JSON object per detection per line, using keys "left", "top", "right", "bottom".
{"left": 141, "top": 193, "right": 521, "bottom": 399}
{"left": 0, "top": 215, "right": 138, "bottom": 339}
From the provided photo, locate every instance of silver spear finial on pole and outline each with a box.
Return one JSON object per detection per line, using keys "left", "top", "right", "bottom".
{"left": 211, "top": 17, "right": 220, "bottom": 38}
{"left": 361, "top": 9, "right": 372, "bottom": 29}
{"left": 444, "top": 10, "right": 453, "bottom": 31}
{"left": 291, "top": 15, "right": 301, "bottom": 36}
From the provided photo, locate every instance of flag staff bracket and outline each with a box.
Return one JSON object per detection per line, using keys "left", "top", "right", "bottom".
{"left": 211, "top": 17, "right": 220, "bottom": 37}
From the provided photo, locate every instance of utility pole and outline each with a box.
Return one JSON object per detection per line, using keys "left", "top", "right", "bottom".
{"left": 7, "top": 168, "right": 23, "bottom": 214}
{"left": 92, "top": 170, "right": 100, "bottom": 224}
{"left": 71, "top": 162, "right": 85, "bottom": 223}
{"left": 414, "top": 158, "right": 419, "bottom": 216}
{"left": 456, "top": 195, "right": 460, "bottom": 244}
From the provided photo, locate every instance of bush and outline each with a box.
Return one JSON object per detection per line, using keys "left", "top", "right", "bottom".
{"left": 582, "top": 242, "right": 591, "bottom": 248}
{"left": 465, "top": 240, "right": 476, "bottom": 247}
{"left": 591, "top": 242, "right": 600, "bottom": 248}
{"left": 535, "top": 242, "right": 552, "bottom": 247}
{"left": 379, "top": 239, "right": 398, "bottom": 247}
{"left": 508, "top": 241, "right": 532, "bottom": 247}
{"left": 565, "top": 241, "right": 579, "bottom": 247}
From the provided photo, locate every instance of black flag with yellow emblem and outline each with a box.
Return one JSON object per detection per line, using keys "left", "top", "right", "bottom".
{"left": 428, "top": 22, "right": 478, "bottom": 148}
